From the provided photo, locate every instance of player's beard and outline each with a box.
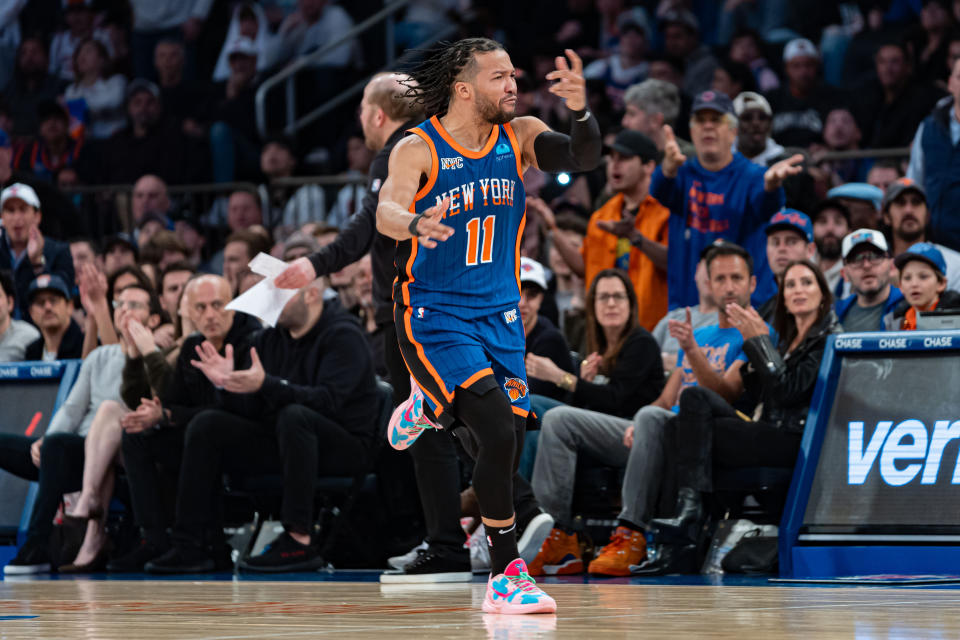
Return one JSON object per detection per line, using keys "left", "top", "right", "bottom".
{"left": 477, "top": 92, "right": 514, "bottom": 125}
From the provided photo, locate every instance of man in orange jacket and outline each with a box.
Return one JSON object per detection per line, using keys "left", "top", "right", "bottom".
{"left": 532, "top": 129, "right": 669, "bottom": 330}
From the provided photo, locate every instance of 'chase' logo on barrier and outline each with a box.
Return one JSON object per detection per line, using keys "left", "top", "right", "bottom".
{"left": 849, "top": 419, "right": 960, "bottom": 486}
{"left": 834, "top": 334, "right": 956, "bottom": 351}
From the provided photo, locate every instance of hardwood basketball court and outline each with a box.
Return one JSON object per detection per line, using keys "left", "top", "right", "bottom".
{"left": 1, "top": 574, "right": 959, "bottom": 638}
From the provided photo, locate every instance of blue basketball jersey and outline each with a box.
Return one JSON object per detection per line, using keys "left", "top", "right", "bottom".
{"left": 394, "top": 115, "right": 527, "bottom": 320}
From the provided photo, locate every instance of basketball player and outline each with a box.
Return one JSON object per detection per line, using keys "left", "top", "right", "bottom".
{"left": 376, "top": 38, "right": 601, "bottom": 614}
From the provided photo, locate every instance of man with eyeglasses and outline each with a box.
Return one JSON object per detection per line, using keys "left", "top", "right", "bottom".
{"left": 835, "top": 229, "right": 904, "bottom": 332}
{"left": 1, "top": 279, "right": 158, "bottom": 575}
{"left": 732, "top": 92, "right": 783, "bottom": 167}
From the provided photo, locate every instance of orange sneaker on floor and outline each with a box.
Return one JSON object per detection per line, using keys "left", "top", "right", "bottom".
{"left": 526, "top": 528, "right": 583, "bottom": 576}
{"left": 587, "top": 526, "right": 647, "bottom": 576}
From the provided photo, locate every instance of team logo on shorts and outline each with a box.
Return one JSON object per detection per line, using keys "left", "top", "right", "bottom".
{"left": 417, "top": 307, "right": 425, "bottom": 318}
{"left": 503, "top": 308, "right": 518, "bottom": 324}
{"left": 503, "top": 377, "right": 528, "bottom": 402}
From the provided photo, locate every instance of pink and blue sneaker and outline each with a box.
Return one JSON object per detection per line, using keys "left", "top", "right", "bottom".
{"left": 387, "top": 377, "right": 440, "bottom": 451}
{"left": 482, "top": 558, "right": 557, "bottom": 615}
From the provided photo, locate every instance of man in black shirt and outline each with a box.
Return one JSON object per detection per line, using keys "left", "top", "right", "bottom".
{"left": 765, "top": 38, "right": 842, "bottom": 148}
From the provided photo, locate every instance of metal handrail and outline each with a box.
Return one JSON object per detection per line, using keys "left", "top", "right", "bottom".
{"left": 254, "top": 0, "right": 413, "bottom": 138}
{"left": 815, "top": 148, "right": 910, "bottom": 161}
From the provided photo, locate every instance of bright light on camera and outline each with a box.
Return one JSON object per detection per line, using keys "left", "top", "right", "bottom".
{"left": 556, "top": 172, "right": 571, "bottom": 186}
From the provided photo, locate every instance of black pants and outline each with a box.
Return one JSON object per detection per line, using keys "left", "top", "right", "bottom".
{"left": 0, "top": 432, "right": 85, "bottom": 543}
{"left": 675, "top": 386, "right": 802, "bottom": 492}
{"left": 121, "top": 427, "right": 185, "bottom": 546}
{"left": 173, "top": 405, "right": 368, "bottom": 545}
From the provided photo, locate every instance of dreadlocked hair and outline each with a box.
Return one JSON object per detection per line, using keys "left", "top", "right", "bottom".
{"left": 401, "top": 38, "right": 505, "bottom": 117}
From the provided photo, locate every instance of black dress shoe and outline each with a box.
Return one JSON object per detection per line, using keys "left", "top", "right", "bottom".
{"left": 630, "top": 543, "right": 698, "bottom": 576}
{"left": 649, "top": 487, "right": 705, "bottom": 543}
{"left": 145, "top": 544, "right": 216, "bottom": 574}
{"left": 107, "top": 540, "right": 170, "bottom": 572}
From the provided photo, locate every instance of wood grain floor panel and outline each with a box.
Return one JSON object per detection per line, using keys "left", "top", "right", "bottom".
{"left": 0, "top": 580, "right": 958, "bottom": 639}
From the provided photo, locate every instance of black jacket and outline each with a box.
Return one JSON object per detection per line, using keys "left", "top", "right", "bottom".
{"left": 219, "top": 300, "right": 380, "bottom": 446}
{"left": 23, "top": 317, "right": 84, "bottom": 361}
{"left": 571, "top": 327, "right": 664, "bottom": 418}
{"left": 525, "top": 315, "right": 574, "bottom": 401}
{"left": 121, "top": 312, "right": 261, "bottom": 428}
{"left": 0, "top": 230, "right": 75, "bottom": 321}
{"left": 307, "top": 120, "right": 420, "bottom": 327}
{"left": 741, "top": 311, "right": 841, "bottom": 434}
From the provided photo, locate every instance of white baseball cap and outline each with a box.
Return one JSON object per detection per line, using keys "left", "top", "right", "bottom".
{"left": 842, "top": 228, "right": 888, "bottom": 260}
{"left": 783, "top": 38, "right": 819, "bottom": 63}
{"left": 0, "top": 183, "right": 41, "bottom": 210}
{"left": 733, "top": 91, "right": 772, "bottom": 117}
{"left": 520, "top": 257, "right": 548, "bottom": 290}
{"left": 227, "top": 36, "right": 259, "bottom": 58}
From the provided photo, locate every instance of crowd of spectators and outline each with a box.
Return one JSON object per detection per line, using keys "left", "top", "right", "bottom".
{"left": 2, "top": 0, "right": 960, "bottom": 577}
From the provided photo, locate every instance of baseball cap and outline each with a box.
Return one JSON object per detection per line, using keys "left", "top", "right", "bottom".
{"left": 138, "top": 211, "right": 172, "bottom": 230}
{"left": 0, "top": 129, "right": 9, "bottom": 149}
{"left": 783, "top": 38, "right": 819, "bottom": 63}
{"left": 698, "top": 238, "right": 740, "bottom": 260}
{"left": 733, "top": 91, "right": 772, "bottom": 117}
{"left": 691, "top": 90, "right": 734, "bottom": 116}
{"left": 827, "top": 183, "right": 884, "bottom": 211}
{"left": 606, "top": 129, "right": 659, "bottom": 162}
{"left": 617, "top": 8, "right": 649, "bottom": 36}
{"left": 842, "top": 228, "right": 888, "bottom": 259}
{"left": 660, "top": 8, "right": 699, "bottom": 33}
{"left": 126, "top": 78, "right": 160, "bottom": 102}
{"left": 63, "top": 0, "right": 93, "bottom": 9}
{"left": 103, "top": 233, "right": 138, "bottom": 257}
{"left": 226, "top": 36, "right": 259, "bottom": 58}
{"left": 27, "top": 274, "right": 71, "bottom": 303}
{"left": 1, "top": 183, "right": 41, "bottom": 210}
{"left": 766, "top": 208, "right": 813, "bottom": 243}
{"left": 882, "top": 177, "right": 926, "bottom": 211}
{"left": 811, "top": 197, "right": 851, "bottom": 224}
{"left": 520, "top": 257, "right": 548, "bottom": 291}
{"left": 894, "top": 242, "right": 946, "bottom": 276}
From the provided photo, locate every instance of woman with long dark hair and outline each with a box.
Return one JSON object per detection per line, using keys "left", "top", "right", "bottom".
{"left": 526, "top": 269, "right": 665, "bottom": 575}
{"left": 643, "top": 259, "right": 840, "bottom": 574}
{"left": 525, "top": 268, "right": 663, "bottom": 417}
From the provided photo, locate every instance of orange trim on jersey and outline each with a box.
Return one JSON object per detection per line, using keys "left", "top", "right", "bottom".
{"left": 400, "top": 236, "right": 418, "bottom": 306}
{"left": 513, "top": 209, "right": 527, "bottom": 294}
{"left": 503, "top": 122, "right": 523, "bottom": 179}
{"left": 461, "top": 368, "right": 494, "bottom": 389}
{"left": 402, "top": 306, "right": 455, "bottom": 403}
{"left": 408, "top": 128, "right": 439, "bottom": 203}
{"left": 511, "top": 406, "right": 529, "bottom": 418}
{"left": 430, "top": 115, "right": 499, "bottom": 159}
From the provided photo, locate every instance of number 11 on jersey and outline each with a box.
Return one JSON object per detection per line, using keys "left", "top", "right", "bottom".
{"left": 465, "top": 215, "right": 496, "bottom": 266}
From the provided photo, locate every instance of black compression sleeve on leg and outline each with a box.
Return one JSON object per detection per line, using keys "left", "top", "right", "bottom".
{"left": 532, "top": 110, "right": 602, "bottom": 173}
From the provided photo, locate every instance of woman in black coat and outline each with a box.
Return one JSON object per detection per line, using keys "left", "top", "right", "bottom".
{"left": 648, "top": 259, "right": 841, "bottom": 560}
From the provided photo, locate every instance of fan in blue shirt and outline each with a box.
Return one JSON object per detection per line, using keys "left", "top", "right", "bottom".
{"left": 650, "top": 90, "right": 803, "bottom": 310}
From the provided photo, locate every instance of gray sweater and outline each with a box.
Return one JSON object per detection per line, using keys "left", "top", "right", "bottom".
{"left": 0, "top": 319, "right": 40, "bottom": 362}
{"left": 46, "top": 344, "right": 125, "bottom": 437}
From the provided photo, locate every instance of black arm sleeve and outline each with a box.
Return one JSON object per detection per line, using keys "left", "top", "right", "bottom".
{"left": 532, "top": 111, "right": 602, "bottom": 173}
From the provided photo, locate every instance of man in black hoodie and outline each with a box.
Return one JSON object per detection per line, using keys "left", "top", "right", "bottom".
{"left": 146, "top": 276, "right": 379, "bottom": 573}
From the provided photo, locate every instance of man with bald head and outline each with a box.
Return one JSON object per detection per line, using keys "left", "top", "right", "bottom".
{"left": 111, "top": 274, "right": 261, "bottom": 572}
{"left": 131, "top": 174, "right": 171, "bottom": 227}
{"left": 146, "top": 277, "right": 379, "bottom": 574}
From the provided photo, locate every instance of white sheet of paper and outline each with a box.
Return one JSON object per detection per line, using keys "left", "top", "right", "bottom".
{"left": 225, "top": 253, "right": 298, "bottom": 327}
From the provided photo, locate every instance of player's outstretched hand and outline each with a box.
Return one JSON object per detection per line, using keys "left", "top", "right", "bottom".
{"left": 546, "top": 49, "right": 586, "bottom": 112}
{"left": 764, "top": 153, "right": 804, "bottom": 191}
{"left": 661, "top": 125, "right": 687, "bottom": 178}
{"left": 414, "top": 196, "right": 455, "bottom": 249}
